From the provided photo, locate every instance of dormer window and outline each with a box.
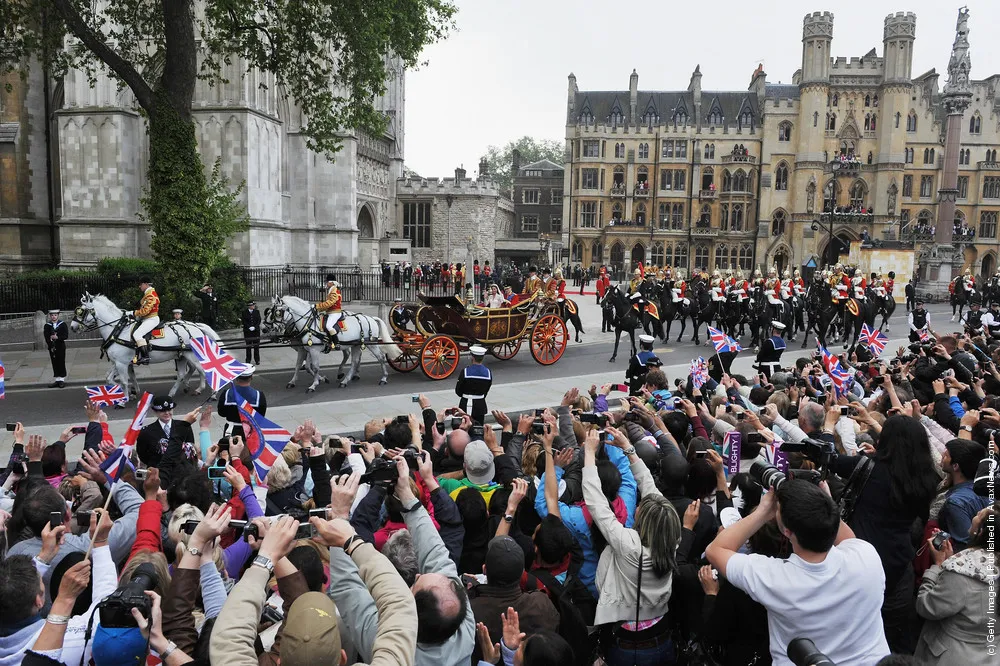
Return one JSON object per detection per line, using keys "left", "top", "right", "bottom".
{"left": 708, "top": 111, "right": 723, "bottom": 125}
{"left": 739, "top": 110, "right": 753, "bottom": 130}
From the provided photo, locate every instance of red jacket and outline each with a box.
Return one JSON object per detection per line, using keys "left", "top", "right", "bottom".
{"left": 127, "top": 500, "right": 164, "bottom": 564}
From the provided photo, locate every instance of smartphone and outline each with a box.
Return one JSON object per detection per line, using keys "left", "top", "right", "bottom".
{"left": 411, "top": 394, "right": 420, "bottom": 402}
{"left": 5, "top": 424, "right": 16, "bottom": 432}
{"left": 350, "top": 443, "right": 365, "bottom": 454}
{"left": 725, "top": 404, "right": 734, "bottom": 413}
{"left": 693, "top": 395, "right": 703, "bottom": 404}
{"left": 49, "top": 511, "right": 64, "bottom": 528}
{"left": 612, "top": 384, "right": 629, "bottom": 393}
{"left": 134, "top": 468, "right": 148, "bottom": 480}
{"left": 839, "top": 405, "right": 849, "bottom": 416}
{"left": 534, "top": 409, "right": 545, "bottom": 417}
{"left": 470, "top": 424, "right": 485, "bottom": 439}
{"left": 218, "top": 437, "right": 230, "bottom": 452}
{"left": 796, "top": 378, "right": 807, "bottom": 388}
{"left": 328, "top": 436, "right": 342, "bottom": 448}
{"left": 309, "top": 508, "right": 329, "bottom": 519}
{"left": 395, "top": 415, "right": 409, "bottom": 424}
{"left": 816, "top": 393, "right": 828, "bottom": 406}
{"left": 736, "top": 412, "right": 745, "bottom": 421}
{"left": 76, "top": 510, "right": 92, "bottom": 528}
{"left": 450, "top": 417, "right": 463, "bottom": 430}
{"left": 70, "top": 426, "right": 87, "bottom": 435}
{"left": 207, "top": 465, "right": 227, "bottom": 480}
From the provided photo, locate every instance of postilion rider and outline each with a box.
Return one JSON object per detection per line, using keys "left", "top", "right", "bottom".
{"left": 132, "top": 277, "right": 161, "bottom": 365}
{"left": 316, "top": 274, "right": 344, "bottom": 352}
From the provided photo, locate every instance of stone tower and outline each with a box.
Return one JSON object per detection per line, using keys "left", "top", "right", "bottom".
{"left": 877, "top": 13, "right": 916, "bottom": 165}
{"left": 798, "top": 12, "right": 833, "bottom": 164}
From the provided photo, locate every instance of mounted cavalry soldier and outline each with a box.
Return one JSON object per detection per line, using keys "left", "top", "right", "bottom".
{"left": 671, "top": 270, "right": 690, "bottom": 306}
{"left": 710, "top": 270, "right": 727, "bottom": 304}
{"left": 132, "top": 277, "right": 160, "bottom": 365}
{"left": 766, "top": 268, "right": 783, "bottom": 320}
{"left": 316, "top": 274, "right": 343, "bottom": 352}
{"left": 851, "top": 268, "right": 867, "bottom": 301}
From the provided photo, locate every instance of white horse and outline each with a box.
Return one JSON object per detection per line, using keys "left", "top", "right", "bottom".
{"left": 264, "top": 295, "right": 402, "bottom": 392}
{"left": 69, "top": 292, "right": 221, "bottom": 403}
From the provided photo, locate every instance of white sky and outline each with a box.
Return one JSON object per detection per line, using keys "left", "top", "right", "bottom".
{"left": 404, "top": 0, "right": 1000, "bottom": 178}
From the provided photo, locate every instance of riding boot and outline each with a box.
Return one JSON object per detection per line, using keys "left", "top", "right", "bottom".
{"left": 135, "top": 345, "right": 150, "bottom": 366}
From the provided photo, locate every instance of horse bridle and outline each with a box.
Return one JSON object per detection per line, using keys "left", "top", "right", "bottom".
{"left": 71, "top": 303, "right": 125, "bottom": 333}
{"left": 267, "top": 301, "right": 318, "bottom": 338}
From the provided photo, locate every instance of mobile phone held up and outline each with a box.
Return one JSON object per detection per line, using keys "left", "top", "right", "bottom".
{"left": 5, "top": 423, "right": 16, "bottom": 432}
{"left": 612, "top": 384, "right": 629, "bottom": 393}
{"left": 207, "top": 464, "right": 227, "bottom": 480}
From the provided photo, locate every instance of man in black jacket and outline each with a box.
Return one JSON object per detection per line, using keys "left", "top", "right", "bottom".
{"left": 136, "top": 395, "right": 197, "bottom": 488}
{"left": 241, "top": 300, "right": 262, "bottom": 364}
{"left": 194, "top": 284, "right": 219, "bottom": 328}
{"left": 43, "top": 309, "right": 68, "bottom": 388}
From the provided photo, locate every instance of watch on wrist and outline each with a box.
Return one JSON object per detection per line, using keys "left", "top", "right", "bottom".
{"left": 186, "top": 545, "right": 202, "bottom": 557}
{"left": 502, "top": 514, "right": 514, "bottom": 523}
{"left": 621, "top": 446, "right": 637, "bottom": 456}
{"left": 252, "top": 554, "right": 274, "bottom": 573}
{"left": 960, "top": 424, "right": 974, "bottom": 432}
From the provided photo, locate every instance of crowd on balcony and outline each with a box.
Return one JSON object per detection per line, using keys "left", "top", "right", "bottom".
{"left": 835, "top": 152, "right": 862, "bottom": 167}
{"left": 635, "top": 181, "right": 650, "bottom": 194}
{"left": 902, "top": 219, "right": 935, "bottom": 239}
{"left": 953, "top": 220, "right": 976, "bottom": 240}
{"left": 608, "top": 218, "right": 645, "bottom": 228}
{"left": 830, "top": 204, "right": 873, "bottom": 217}
{"left": 731, "top": 146, "right": 749, "bottom": 157}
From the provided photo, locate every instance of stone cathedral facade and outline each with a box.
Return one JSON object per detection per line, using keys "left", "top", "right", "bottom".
{"left": 0, "top": 32, "right": 405, "bottom": 270}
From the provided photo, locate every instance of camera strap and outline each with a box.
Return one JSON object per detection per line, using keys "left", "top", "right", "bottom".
{"left": 839, "top": 455, "right": 874, "bottom": 522}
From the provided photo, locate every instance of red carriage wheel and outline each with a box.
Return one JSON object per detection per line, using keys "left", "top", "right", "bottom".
{"left": 420, "top": 335, "right": 460, "bottom": 380}
{"left": 530, "top": 314, "right": 568, "bottom": 366}
{"left": 490, "top": 339, "right": 522, "bottom": 360}
{"left": 387, "top": 346, "right": 420, "bottom": 373}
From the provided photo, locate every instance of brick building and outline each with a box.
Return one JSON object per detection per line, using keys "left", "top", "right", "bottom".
{"left": 501, "top": 153, "right": 564, "bottom": 266}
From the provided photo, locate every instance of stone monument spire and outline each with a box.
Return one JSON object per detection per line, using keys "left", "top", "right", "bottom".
{"left": 932, "top": 6, "right": 974, "bottom": 287}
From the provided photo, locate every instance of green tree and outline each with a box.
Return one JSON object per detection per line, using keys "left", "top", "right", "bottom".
{"left": 1, "top": 0, "right": 456, "bottom": 305}
{"left": 483, "top": 136, "right": 564, "bottom": 195}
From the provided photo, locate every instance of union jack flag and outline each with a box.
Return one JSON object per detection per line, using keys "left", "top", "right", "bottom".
{"left": 85, "top": 384, "right": 127, "bottom": 408}
{"left": 238, "top": 399, "right": 291, "bottom": 484}
{"left": 918, "top": 328, "right": 931, "bottom": 342}
{"left": 100, "top": 391, "right": 153, "bottom": 482}
{"left": 818, "top": 342, "right": 853, "bottom": 398}
{"left": 690, "top": 356, "right": 709, "bottom": 389}
{"left": 190, "top": 336, "right": 249, "bottom": 392}
{"left": 99, "top": 446, "right": 135, "bottom": 483}
{"left": 708, "top": 327, "right": 743, "bottom": 353}
{"left": 859, "top": 323, "right": 889, "bottom": 358}
{"left": 0, "top": 358, "right": 5, "bottom": 399}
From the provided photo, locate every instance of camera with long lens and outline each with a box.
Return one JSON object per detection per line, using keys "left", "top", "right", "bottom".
{"left": 359, "top": 457, "right": 400, "bottom": 487}
{"left": 780, "top": 437, "right": 837, "bottom": 472}
{"left": 787, "top": 637, "right": 835, "bottom": 666}
{"left": 97, "top": 563, "right": 158, "bottom": 628}
{"left": 749, "top": 460, "right": 822, "bottom": 490}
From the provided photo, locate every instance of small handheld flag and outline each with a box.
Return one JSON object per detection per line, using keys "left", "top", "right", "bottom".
{"left": 817, "top": 342, "right": 853, "bottom": 398}
{"left": 85, "top": 385, "right": 127, "bottom": 408}
{"left": 859, "top": 323, "right": 889, "bottom": 358}
{"left": 725, "top": 431, "right": 742, "bottom": 476}
{"left": 0, "top": 358, "right": 5, "bottom": 399}
{"left": 690, "top": 356, "right": 709, "bottom": 389}
{"left": 190, "top": 336, "right": 249, "bottom": 392}
{"left": 121, "top": 392, "right": 154, "bottom": 449}
{"left": 918, "top": 328, "right": 931, "bottom": 342}
{"left": 708, "top": 327, "right": 743, "bottom": 354}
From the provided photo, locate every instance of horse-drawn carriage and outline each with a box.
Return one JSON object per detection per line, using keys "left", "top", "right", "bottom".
{"left": 387, "top": 294, "right": 568, "bottom": 379}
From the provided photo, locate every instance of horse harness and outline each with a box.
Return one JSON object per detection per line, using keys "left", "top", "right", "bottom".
{"left": 73, "top": 307, "right": 188, "bottom": 359}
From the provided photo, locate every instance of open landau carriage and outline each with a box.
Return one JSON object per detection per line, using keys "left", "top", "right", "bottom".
{"left": 387, "top": 294, "right": 568, "bottom": 379}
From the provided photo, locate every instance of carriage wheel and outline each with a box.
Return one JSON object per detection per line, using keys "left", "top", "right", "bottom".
{"left": 420, "top": 335, "right": 460, "bottom": 380}
{"left": 530, "top": 314, "right": 568, "bottom": 366}
{"left": 387, "top": 346, "right": 420, "bottom": 373}
{"left": 490, "top": 339, "right": 522, "bottom": 360}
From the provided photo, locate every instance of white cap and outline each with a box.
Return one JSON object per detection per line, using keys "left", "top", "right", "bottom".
{"left": 638, "top": 334, "right": 655, "bottom": 344}
{"left": 771, "top": 321, "right": 786, "bottom": 330}
{"left": 239, "top": 365, "right": 256, "bottom": 378}
{"left": 469, "top": 345, "right": 487, "bottom": 356}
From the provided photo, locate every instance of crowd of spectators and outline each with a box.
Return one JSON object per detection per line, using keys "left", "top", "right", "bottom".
{"left": 1, "top": 329, "right": 997, "bottom": 666}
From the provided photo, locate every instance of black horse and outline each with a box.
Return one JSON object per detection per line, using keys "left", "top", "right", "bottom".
{"left": 804, "top": 280, "right": 838, "bottom": 350}
{"left": 601, "top": 285, "right": 641, "bottom": 362}
{"left": 556, "top": 298, "right": 585, "bottom": 343}
{"left": 687, "top": 280, "right": 716, "bottom": 346}
{"left": 867, "top": 287, "right": 896, "bottom": 333}
{"left": 656, "top": 280, "right": 693, "bottom": 343}
{"left": 950, "top": 277, "right": 976, "bottom": 321}
{"left": 716, "top": 292, "right": 743, "bottom": 339}
{"left": 840, "top": 296, "right": 877, "bottom": 350}
{"left": 748, "top": 285, "right": 772, "bottom": 350}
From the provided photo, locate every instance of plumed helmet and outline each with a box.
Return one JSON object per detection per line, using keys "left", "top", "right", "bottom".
{"left": 553, "top": 268, "right": 562, "bottom": 279}
{"left": 712, "top": 269, "right": 720, "bottom": 278}
{"left": 754, "top": 269, "right": 762, "bottom": 278}
{"left": 783, "top": 270, "right": 790, "bottom": 278}
{"left": 676, "top": 270, "right": 685, "bottom": 280}
{"left": 736, "top": 270, "right": 744, "bottom": 279}
{"left": 634, "top": 268, "right": 642, "bottom": 276}
{"left": 794, "top": 269, "right": 801, "bottom": 277}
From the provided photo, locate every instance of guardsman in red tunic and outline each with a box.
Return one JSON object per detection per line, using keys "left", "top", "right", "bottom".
{"left": 132, "top": 277, "right": 161, "bottom": 365}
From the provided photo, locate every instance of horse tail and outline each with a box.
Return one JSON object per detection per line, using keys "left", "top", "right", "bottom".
{"left": 377, "top": 318, "right": 403, "bottom": 360}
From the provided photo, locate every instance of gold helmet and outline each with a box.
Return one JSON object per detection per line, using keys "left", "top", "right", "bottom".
{"left": 554, "top": 268, "right": 563, "bottom": 279}
{"left": 768, "top": 267, "right": 777, "bottom": 277}
{"left": 634, "top": 268, "right": 642, "bottom": 277}
{"left": 736, "top": 270, "right": 744, "bottom": 280}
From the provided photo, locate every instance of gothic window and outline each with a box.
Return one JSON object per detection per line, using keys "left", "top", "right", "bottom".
{"left": 771, "top": 209, "right": 786, "bottom": 236}
{"left": 720, "top": 204, "right": 729, "bottom": 230}
{"left": 733, "top": 170, "right": 747, "bottom": 192}
{"left": 778, "top": 122, "right": 792, "bottom": 142}
{"left": 637, "top": 166, "right": 648, "bottom": 187}
{"left": 674, "top": 110, "right": 688, "bottom": 125}
{"left": 672, "top": 242, "right": 688, "bottom": 268}
{"left": 644, "top": 112, "right": 656, "bottom": 129}
{"left": 987, "top": 149, "right": 998, "bottom": 163}
{"left": 658, "top": 203, "right": 670, "bottom": 228}
{"left": 722, "top": 170, "right": 732, "bottom": 192}
{"left": 873, "top": 94, "right": 879, "bottom": 108}
{"left": 980, "top": 211, "right": 998, "bottom": 239}
{"left": 716, "top": 244, "right": 728, "bottom": 269}
{"left": 732, "top": 204, "right": 744, "bottom": 231}
{"left": 694, "top": 245, "right": 710, "bottom": 270}
{"left": 920, "top": 175, "right": 934, "bottom": 197}
{"left": 582, "top": 140, "right": 600, "bottom": 158}
{"left": 864, "top": 95, "right": 871, "bottom": 107}
{"left": 638, "top": 143, "right": 649, "bottom": 159}
{"left": 610, "top": 110, "right": 625, "bottom": 126}
{"left": 652, "top": 242, "right": 665, "bottom": 266}
{"left": 923, "top": 148, "right": 935, "bottom": 165}
{"left": 959, "top": 148, "right": 969, "bottom": 165}
{"left": 635, "top": 203, "right": 647, "bottom": 226}
{"left": 870, "top": 114, "right": 876, "bottom": 131}
{"left": 739, "top": 244, "right": 753, "bottom": 270}
{"left": 672, "top": 203, "right": 684, "bottom": 229}
{"left": 917, "top": 209, "right": 932, "bottom": 229}
{"left": 903, "top": 175, "right": 913, "bottom": 197}
{"left": 662, "top": 140, "right": 673, "bottom": 158}
{"left": 958, "top": 176, "right": 969, "bottom": 199}
{"left": 850, "top": 181, "right": 867, "bottom": 208}
{"left": 611, "top": 202, "right": 623, "bottom": 220}
{"left": 905, "top": 148, "right": 913, "bottom": 164}
{"left": 614, "top": 143, "right": 625, "bottom": 158}
{"left": 984, "top": 177, "right": 1000, "bottom": 199}
{"left": 970, "top": 113, "right": 982, "bottom": 134}
{"left": 580, "top": 111, "right": 595, "bottom": 124}
{"left": 580, "top": 201, "right": 597, "bottom": 227}
{"left": 709, "top": 111, "right": 723, "bottom": 126}
{"left": 591, "top": 241, "right": 603, "bottom": 263}
{"left": 704, "top": 143, "right": 715, "bottom": 159}
{"left": 775, "top": 163, "right": 789, "bottom": 191}
{"left": 895, "top": 112, "right": 901, "bottom": 128}
{"left": 907, "top": 112, "right": 917, "bottom": 132}
{"left": 827, "top": 113, "right": 837, "bottom": 131}
{"left": 610, "top": 242, "right": 624, "bottom": 265}
{"left": 699, "top": 204, "right": 711, "bottom": 227}
{"left": 864, "top": 114, "right": 871, "bottom": 131}
{"left": 571, "top": 241, "right": 583, "bottom": 262}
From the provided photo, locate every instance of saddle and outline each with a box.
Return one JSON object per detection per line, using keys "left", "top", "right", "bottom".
{"left": 318, "top": 313, "right": 347, "bottom": 332}
{"left": 128, "top": 321, "right": 166, "bottom": 341}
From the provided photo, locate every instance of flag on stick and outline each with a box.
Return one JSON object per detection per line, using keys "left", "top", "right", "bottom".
{"left": 690, "top": 356, "right": 709, "bottom": 389}
{"left": 239, "top": 400, "right": 292, "bottom": 484}
{"left": 85, "top": 385, "right": 127, "bottom": 408}
{"left": 189, "top": 336, "right": 249, "bottom": 392}
{"left": 708, "top": 327, "right": 743, "bottom": 353}
{"left": 859, "top": 323, "right": 889, "bottom": 358}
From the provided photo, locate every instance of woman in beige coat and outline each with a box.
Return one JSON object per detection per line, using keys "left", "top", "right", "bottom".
{"left": 915, "top": 504, "right": 998, "bottom": 666}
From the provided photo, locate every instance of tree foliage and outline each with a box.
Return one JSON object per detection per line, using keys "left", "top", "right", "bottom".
{"left": 483, "top": 136, "right": 564, "bottom": 195}
{"left": 0, "top": 0, "right": 456, "bottom": 293}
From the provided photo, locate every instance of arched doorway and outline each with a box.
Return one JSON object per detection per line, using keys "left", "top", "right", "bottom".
{"left": 773, "top": 248, "right": 789, "bottom": 275}
{"left": 821, "top": 233, "right": 851, "bottom": 266}
{"left": 610, "top": 242, "right": 625, "bottom": 273}
{"left": 631, "top": 243, "right": 645, "bottom": 269}
{"left": 982, "top": 253, "right": 996, "bottom": 279}
{"left": 357, "top": 205, "right": 378, "bottom": 269}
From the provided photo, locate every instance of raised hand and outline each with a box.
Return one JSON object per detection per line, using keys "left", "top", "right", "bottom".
{"left": 330, "top": 471, "right": 362, "bottom": 520}
{"left": 501, "top": 607, "right": 524, "bottom": 652}
{"left": 477, "top": 623, "right": 501, "bottom": 665}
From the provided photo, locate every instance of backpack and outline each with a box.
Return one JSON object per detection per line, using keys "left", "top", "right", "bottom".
{"left": 529, "top": 569, "right": 596, "bottom": 665}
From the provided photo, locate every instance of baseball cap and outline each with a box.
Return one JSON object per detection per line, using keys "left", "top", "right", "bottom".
{"left": 485, "top": 535, "right": 524, "bottom": 586}
{"left": 464, "top": 440, "right": 495, "bottom": 485}
{"left": 281, "top": 592, "right": 343, "bottom": 666}
{"left": 91, "top": 625, "right": 147, "bottom": 666}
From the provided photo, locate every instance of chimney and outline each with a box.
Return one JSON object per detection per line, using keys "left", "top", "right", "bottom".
{"left": 688, "top": 64, "right": 702, "bottom": 111}
{"left": 567, "top": 72, "right": 578, "bottom": 116}
{"left": 455, "top": 165, "right": 466, "bottom": 181}
{"left": 512, "top": 149, "right": 522, "bottom": 177}
{"left": 478, "top": 156, "right": 489, "bottom": 178}
{"left": 629, "top": 69, "right": 639, "bottom": 123}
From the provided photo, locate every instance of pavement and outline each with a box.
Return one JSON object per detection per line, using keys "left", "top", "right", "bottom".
{"left": 0, "top": 299, "right": 955, "bottom": 461}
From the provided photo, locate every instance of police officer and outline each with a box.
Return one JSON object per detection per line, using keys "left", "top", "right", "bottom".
{"left": 44, "top": 309, "right": 68, "bottom": 388}
{"left": 242, "top": 300, "right": 262, "bottom": 364}
{"left": 218, "top": 365, "right": 267, "bottom": 438}
{"left": 981, "top": 302, "right": 1000, "bottom": 339}
{"left": 626, "top": 334, "right": 658, "bottom": 395}
{"left": 908, "top": 299, "right": 930, "bottom": 343}
{"left": 756, "top": 321, "right": 787, "bottom": 380}
{"left": 456, "top": 345, "right": 492, "bottom": 425}
{"left": 963, "top": 300, "right": 985, "bottom": 335}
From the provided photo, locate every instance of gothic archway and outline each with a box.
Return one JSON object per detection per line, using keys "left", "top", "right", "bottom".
{"left": 631, "top": 243, "right": 646, "bottom": 267}
{"left": 357, "top": 205, "right": 378, "bottom": 269}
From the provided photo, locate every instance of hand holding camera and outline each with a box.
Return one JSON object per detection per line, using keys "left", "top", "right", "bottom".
{"left": 259, "top": 515, "right": 300, "bottom": 562}
{"left": 928, "top": 530, "right": 954, "bottom": 566}
{"left": 330, "top": 471, "right": 362, "bottom": 519}
{"left": 191, "top": 503, "right": 233, "bottom": 549}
